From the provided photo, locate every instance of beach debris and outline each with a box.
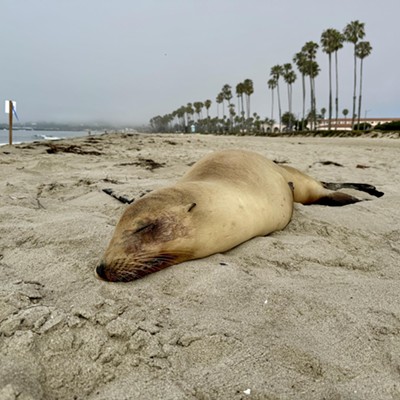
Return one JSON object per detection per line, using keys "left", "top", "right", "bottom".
{"left": 45, "top": 143, "right": 102, "bottom": 156}
{"left": 273, "top": 159, "right": 289, "bottom": 164}
{"left": 311, "top": 160, "right": 344, "bottom": 167}
{"left": 36, "top": 198, "right": 45, "bottom": 209}
{"left": 102, "top": 177, "right": 122, "bottom": 184}
{"left": 84, "top": 137, "right": 102, "bottom": 144}
{"left": 119, "top": 157, "right": 165, "bottom": 171}
{"left": 356, "top": 164, "right": 370, "bottom": 169}
{"left": 243, "top": 388, "right": 251, "bottom": 395}
{"left": 139, "top": 189, "right": 152, "bottom": 197}
{"left": 102, "top": 188, "right": 134, "bottom": 204}
{"left": 76, "top": 178, "right": 95, "bottom": 186}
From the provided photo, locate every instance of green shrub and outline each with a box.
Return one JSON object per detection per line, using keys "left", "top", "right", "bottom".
{"left": 353, "top": 122, "right": 372, "bottom": 131}
{"left": 375, "top": 121, "right": 400, "bottom": 131}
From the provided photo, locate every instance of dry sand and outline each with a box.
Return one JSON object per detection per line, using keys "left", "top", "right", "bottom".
{"left": 0, "top": 132, "right": 399, "bottom": 400}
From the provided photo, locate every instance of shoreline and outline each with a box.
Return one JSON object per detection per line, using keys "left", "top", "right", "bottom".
{"left": 1, "top": 127, "right": 399, "bottom": 147}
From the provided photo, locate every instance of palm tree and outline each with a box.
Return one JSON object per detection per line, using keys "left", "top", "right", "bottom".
{"left": 243, "top": 79, "right": 254, "bottom": 119}
{"left": 216, "top": 93, "right": 224, "bottom": 119}
{"left": 343, "top": 20, "right": 365, "bottom": 130}
{"left": 342, "top": 108, "right": 349, "bottom": 123}
{"left": 204, "top": 99, "right": 212, "bottom": 118}
{"left": 186, "top": 103, "right": 194, "bottom": 127}
{"left": 320, "top": 28, "right": 339, "bottom": 130}
{"left": 176, "top": 106, "right": 186, "bottom": 130}
{"left": 222, "top": 84, "right": 232, "bottom": 118}
{"left": 267, "top": 78, "right": 277, "bottom": 126}
{"left": 293, "top": 51, "right": 308, "bottom": 131}
{"left": 302, "top": 41, "right": 319, "bottom": 130}
{"left": 309, "top": 60, "right": 320, "bottom": 130}
{"left": 235, "top": 82, "right": 245, "bottom": 118}
{"left": 193, "top": 101, "right": 204, "bottom": 121}
{"left": 282, "top": 63, "right": 296, "bottom": 131}
{"left": 270, "top": 65, "right": 283, "bottom": 131}
{"left": 355, "top": 41, "right": 372, "bottom": 128}
{"left": 332, "top": 30, "right": 344, "bottom": 129}
{"left": 228, "top": 103, "right": 236, "bottom": 130}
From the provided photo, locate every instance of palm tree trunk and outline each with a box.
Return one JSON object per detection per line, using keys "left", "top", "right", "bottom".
{"left": 301, "top": 74, "right": 306, "bottom": 131}
{"left": 312, "top": 77, "right": 317, "bottom": 130}
{"left": 277, "top": 83, "right": 282, "bottom": 132}
{"left": 328, "top": 52, "right": 332, "bottom": 131}
{"left": 351, "top": 46, "right": 357, "bottom": 129}
{"left": 289, "top": 84, "right": 293, "bottom": 131}
{"left": 270, "top": 89, "right": 274, "bottom": 124}
{"left": 357, "top": 58, "right": 364, "bottom": 128}
{"left": 335, "top": 50, "right": 339, "bottom": 131}
{"left": 309, "top": 76, "right": 314, "bottom": 130}
{"left": 286, "top": 83, "right": 290, "bottom": 130}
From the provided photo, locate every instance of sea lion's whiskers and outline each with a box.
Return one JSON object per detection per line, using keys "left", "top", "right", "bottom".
{"left": 109, "top": 250, "right": 191, "bottom": 281}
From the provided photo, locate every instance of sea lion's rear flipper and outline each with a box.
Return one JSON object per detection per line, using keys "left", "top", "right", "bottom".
{"left": 313, "top": 191, "right": 362, "bottom": 207}
{"left": 322, "top": 182, "right": 384, "bottom": 198}
{"left": 310, "top": 181, "right": 385, "bottom": 207}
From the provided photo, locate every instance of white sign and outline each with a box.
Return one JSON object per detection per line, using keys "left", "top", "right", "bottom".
{"left": 5, "top": 101, "right": 17, "bottom": 114}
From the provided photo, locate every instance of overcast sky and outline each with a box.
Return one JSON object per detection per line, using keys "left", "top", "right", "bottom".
{"left": 1, "top": 0, "right": 399, "bottom": 125}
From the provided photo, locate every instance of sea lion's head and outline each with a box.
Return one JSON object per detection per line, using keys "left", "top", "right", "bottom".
{"left": 96, "top": 189, "right": 197, "bottom": 282}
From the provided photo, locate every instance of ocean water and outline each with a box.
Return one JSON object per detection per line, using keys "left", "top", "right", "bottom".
{"left": 0, "top": 129, "right": 98, "bottom": 146}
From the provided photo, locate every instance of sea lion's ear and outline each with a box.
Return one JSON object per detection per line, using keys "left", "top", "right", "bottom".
{"left": 187, "top": 203, "right": 197, "bottom": 212}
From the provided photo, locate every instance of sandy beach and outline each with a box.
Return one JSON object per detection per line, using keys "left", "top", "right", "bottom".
{"left": 1, "top": 132, "right": 399, "bottom": 400}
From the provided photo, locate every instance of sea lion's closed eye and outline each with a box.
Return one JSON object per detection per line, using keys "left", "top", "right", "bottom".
{"left": 134, "top": 223, "right": 155, "bottom": 234}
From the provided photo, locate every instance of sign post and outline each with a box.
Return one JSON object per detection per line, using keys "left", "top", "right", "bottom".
{"left": 9, "top": 101, "right": 13, "bottom": 145}
{"left": 5, "top": 100, "right": 16, "bottom": 145}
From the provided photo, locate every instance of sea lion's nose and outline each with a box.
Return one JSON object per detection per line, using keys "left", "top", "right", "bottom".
{"left": 96, "top": 262, "right": 107, "bottom": 280}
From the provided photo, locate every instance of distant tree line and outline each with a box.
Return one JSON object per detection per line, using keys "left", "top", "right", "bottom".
{"left": 150, "top": 20, "right": 374, "bottom": 134}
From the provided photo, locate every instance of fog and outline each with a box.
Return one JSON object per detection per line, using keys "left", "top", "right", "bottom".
{"left": 1, "top": 0, "right": 399, "bottom": 126}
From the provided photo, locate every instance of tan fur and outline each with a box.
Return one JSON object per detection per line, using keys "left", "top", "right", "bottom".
{"left": 97, "top": 150, "right": 339, "bottom": 281}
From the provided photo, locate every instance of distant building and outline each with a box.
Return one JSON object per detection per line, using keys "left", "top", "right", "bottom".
{"left": 260, "top": 117, "right": 400, "bottom": 133}
{"left": 317, "top": 117, "right": 400, "bottom": 131}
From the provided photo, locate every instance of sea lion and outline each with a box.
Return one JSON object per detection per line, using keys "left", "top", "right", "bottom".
{"left": 96, "top": 149, "right": 383, "bottom": 282}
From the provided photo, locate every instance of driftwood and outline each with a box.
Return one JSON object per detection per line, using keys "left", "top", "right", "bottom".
{"left": 102, "top": 188, "right": 133, "bottom": 204}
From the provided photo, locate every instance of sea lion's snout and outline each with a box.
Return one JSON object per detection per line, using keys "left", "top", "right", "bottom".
{"left": 96, "top": 262, "right": 108, "bottom": 281}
